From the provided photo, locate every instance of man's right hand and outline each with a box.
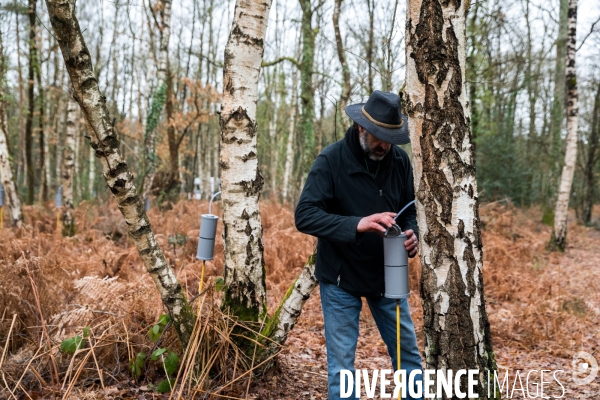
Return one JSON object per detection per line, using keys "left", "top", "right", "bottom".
{"left": 356, "top": 212, "right": 397, "bottom": 234}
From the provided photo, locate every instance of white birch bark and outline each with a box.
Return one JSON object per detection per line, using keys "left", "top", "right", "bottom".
{"left": 282, "top": 72, "right": 298, "bottom": 203}
{"left": 220, "top": 0, "right": 272, "bottom": 320}
{"left": 264, "top": 256, "right": 317, "bottom": 355}
{"left": 142, "top": 0, "right": 172, "bottom": 201}
{"left": 88, "top": 142, "right": 95, "bottom": 197}
{"left": 45, "top": 0, "right": 194, "bottom": 346}
{"left": 405, "top": 0, "right": 497, "bottom": 395}
{"left": 73, "top": 114, "right": 80, "bottom": 200}
{"left": 62, "top": 96, "right": 77, "bottom": 234}
{"left": 0, "top": 99, "right": 23, "bottom": 228}
{"left": 552, "top": 0, "right": 579, "bottom": 250}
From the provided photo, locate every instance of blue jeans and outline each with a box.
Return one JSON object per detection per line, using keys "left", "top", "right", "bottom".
{"left": 320, "top": 282, "right": 423, "bottom": 400}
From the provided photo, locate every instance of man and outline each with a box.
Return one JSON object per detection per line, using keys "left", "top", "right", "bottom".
{"left": 295, "top": 91, "right": 423, "bottom": 400}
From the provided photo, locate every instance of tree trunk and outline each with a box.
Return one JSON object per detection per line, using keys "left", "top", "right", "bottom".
{"left": 0, "top": 99, "right": 24, "bottom": 228}
{"left": 366, "top": 0, "right": 374, "bottom": 95}
{"left": 25, "top": 0, "right": 37, "bottom": 205}
{"left": 0, "top": 24, "right": 23, "bottom": 228}
{"left": 282, "top": 71, "right": 298, "bottom": 203}
{"left": 269, "top": 89, "right": 279, "bottom": 199}
{"left": 405, "top": 0, "right": 498, "bottom": 397}
{"left": 262, "top": 256, "right": 317, "bottom": 357}
{"left": 552, "top": 0, "right": 579, "bottom": 251}
{"left": 548, "top": 0, "right": 569, "bottom": 203}
{"left": 582, "top": 84, "right": 600, "bottom": 224}
{"left": 333, "top": 0, "right": 351, "bottom": 114}
{"left": 298, "top": 0, "right": 315, "bottom": 174}
{"left": 37, "top": 80, "right": 48, "bottom": 203}
{"left": 220, "top": 0, "right": 272, "bottom": 322}
{"left": 89, "top": 144, "right": 95, "bottom": 198}
{"left": 45, "top": 0, "right": 194, "bottom": 347}
{"left": 62, "top": 96, "right": 77, "bottom": 236}
{"left": 142, "top": 0, "right": 173, "bottom": 201}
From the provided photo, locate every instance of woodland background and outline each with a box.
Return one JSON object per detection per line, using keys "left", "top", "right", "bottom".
{"left": 1, "top": 0, "right": 600, "bottom": 398}
{"left": 0, "top": 0, "right": 599, "bottom": 211}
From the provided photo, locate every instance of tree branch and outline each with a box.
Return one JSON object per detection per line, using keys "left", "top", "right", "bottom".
{"left": 577, "top": 15, "right": 600, "bottom": 52}
{"left": 261, "top": 56, "right": 300, "bottom": 68}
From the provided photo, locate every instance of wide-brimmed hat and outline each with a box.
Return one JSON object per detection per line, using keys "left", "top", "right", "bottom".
{"left": 345, "top": 90, "right": 410, "bottom": 145}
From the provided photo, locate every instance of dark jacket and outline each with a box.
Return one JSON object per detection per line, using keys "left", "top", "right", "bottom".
{"left": 295, "top": 127, "right": 418, "bottom": 297}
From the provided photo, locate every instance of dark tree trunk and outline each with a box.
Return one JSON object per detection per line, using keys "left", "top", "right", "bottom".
{"left": 25, "top": 0, "right": 37, "bottom": 205}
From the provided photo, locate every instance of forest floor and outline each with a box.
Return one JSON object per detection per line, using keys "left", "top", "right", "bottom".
{"left": 1, "top": 199, "right": 600, "bottom": 399}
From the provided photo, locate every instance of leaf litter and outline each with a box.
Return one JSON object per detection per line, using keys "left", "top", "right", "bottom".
{"left": 0, "top": 199, "right": 599, "bottom": 398}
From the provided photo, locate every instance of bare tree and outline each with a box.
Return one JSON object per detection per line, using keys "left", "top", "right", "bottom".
{"left": 44, "top": 0, "right": 194, "bottom": 347}
{"left": 333, "top": 0, "right": 351, "bottom": 112}
{"left": 552, "top": 0, "right": 579, "bottom": 250}
{"left": 61, "top": 95, "right": 77, "bottom": 236}
{"left": 142, "top": 0, "right": 173, "bottom": 202}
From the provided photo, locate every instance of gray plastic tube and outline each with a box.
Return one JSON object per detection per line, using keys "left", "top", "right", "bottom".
{"left": 0, "top": 183, "right": 4, "bottom": 207}
{"left": 196, "top": 214, "right": 219, "bottom": 260}
{"left": 383, "top": 230, "right": 410, "bottom": 299}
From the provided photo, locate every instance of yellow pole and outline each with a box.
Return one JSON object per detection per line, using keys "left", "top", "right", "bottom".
{"left": 56, "top": 211, "right": 61, "bottom": 232}
{"left": 396, "top": 299, "right": 401, "bottom": 399}
{"left": 0, "top": 207, "right": 3, "bottom": 230}
{"left": 200, "top": 260, "right": 206, "bottom": 292}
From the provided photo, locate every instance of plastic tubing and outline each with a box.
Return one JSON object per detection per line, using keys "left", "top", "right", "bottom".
{"left": 393, "top": 200, "right": 416, "bottom": 221}
{"left": 209, "top": 191, "right": 221, "bottom": 215}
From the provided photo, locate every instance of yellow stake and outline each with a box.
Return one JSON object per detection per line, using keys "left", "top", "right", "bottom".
{"left": 0, "top": 207, "right": 3, "bottom": 230}
{"left": 396, "top": 299, "right": 401, "bottom": 399}
{"left": 56, "top": 211, "right": 61, "bottom": 232}
{"left": 200, "top": 260, "right": 206, "bottom": 292}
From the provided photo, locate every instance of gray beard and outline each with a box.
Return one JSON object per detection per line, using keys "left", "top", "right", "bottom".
{"left": 359, "top": 131, "right": 388, "bottom": 161}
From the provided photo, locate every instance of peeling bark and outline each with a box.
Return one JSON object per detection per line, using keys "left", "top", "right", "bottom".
{"left": 552, "top": 0, "right": 579, "bottom": 251}
{"left": 45, "top": 0, "right": 194, "bottom": 347}
{"left": 405, "top": 0, "right": 498, "bottom": 397}
{"left": 220, "top": 0, "right": 272, "bottom": 322}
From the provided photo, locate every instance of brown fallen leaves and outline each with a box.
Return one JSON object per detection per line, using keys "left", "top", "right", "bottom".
{"left": 0, "top": 199, "right": 599, "bottom": 398}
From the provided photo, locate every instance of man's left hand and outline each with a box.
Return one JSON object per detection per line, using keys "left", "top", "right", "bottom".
{"left": 404, "top": 229, "right": 418, "bottom": 258}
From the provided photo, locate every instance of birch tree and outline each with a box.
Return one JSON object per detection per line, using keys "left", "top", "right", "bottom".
{"left": 219, "top": 0, "right": 273, "bottom": 322}
{"left": 551, "top": 0, "right": 579, "bottom": 250}
{"left": 0, "top": 101, "right": 23, "bottom": 228}
{"left": 61, "top": 96, "right": 77, "bottom": 236}
{"left": 405, "top": 0, "right": 498, "bottom": 397}
{"left": 44, "top": 0, "right": 194, "bottom": 347}
{"left": 549, "top": 0, "right": 570, "bottom": 197}
{"left": 0, "top": 22, "right": 23, "bottom": 228}
{"left": 142, "top": 0, "right": 172, "bottom": 202}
